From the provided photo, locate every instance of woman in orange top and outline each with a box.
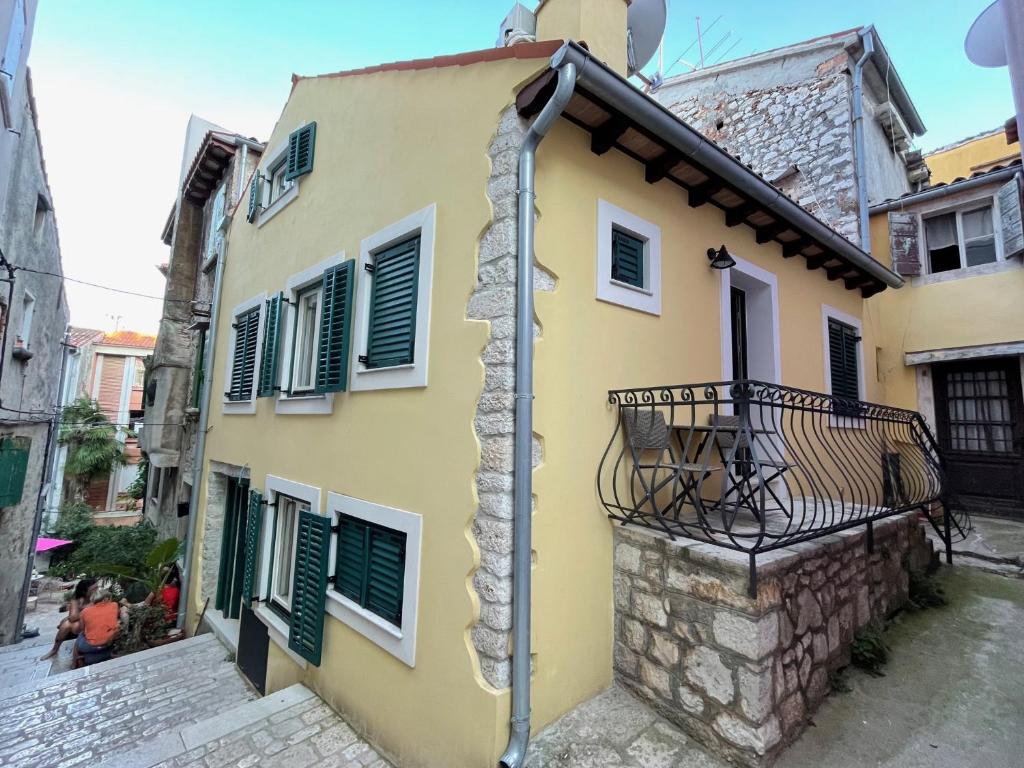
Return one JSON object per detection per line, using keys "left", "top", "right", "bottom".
{"left": 73, "top": 588, "right": 121, "bottom": 666}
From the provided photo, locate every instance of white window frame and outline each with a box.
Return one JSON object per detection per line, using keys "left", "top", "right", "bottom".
{"left": 222, "top": 292, "right": 266, "bottom": 415}
{"left": 254, "top": 475, "right": 323, "bottom": 669}
{"left": 596, "top": 199, "right": 662, "bottom": 316}
{"left": 254, "top": 129, "right": 303, "bottom": 228}
{"left": 17, "top": 289, "right": 34, "bottom": 349}
{"left": 821, "top": 304, "right": 866, "bottom": 429}
{"left": 325, "top": 492, "right": 422, "bottom": 667}
{"left": 920, "top": 194, "right": 1004, "bottom": 276}
{"left": 290, "top": 288, "right": 323, "bottom": 394}
{"left": 350, "top": 204, "right": 436, "bottom": 391}
{"left": 268, "top": 495, "right": 305, "bottom": 614}
{"left": 276, "top": 252, "right": 346, "bottom": 415}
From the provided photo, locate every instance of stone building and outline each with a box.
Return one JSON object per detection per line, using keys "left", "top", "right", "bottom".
{"left": 0, "top": 0, "right": 71, "bottom": 646}
{"left": 654, "top": 26, "right": 928, "bottom": 249}
{"left": 141, "top": 117, "right": 263, "bottom": 541}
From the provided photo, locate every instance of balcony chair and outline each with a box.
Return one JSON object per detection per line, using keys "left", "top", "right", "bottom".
{"left": 708, "top": 413, "right": 794, "bottom": 522}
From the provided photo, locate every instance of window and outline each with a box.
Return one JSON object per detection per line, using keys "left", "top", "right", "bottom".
{"left": 191, "top": 328, "right": 207, "bottom": 409}
{"left": 352, "top": 204, "right": 436, "bottom": 391}
{"left": 596, "top": 200, "right": 662, "bottom": 315}
{"left": 924, "top": 204, "right": 998, "bottom": 274}
{"left": 205, "top": 184, "right": 226, "bottom": 264}
{"left": 827, "top": 316, "right": 861, "bottom": 417}
{"left": 247, "top": 123, "right": 315, "bottom": 226}
{"left": 132, "top": 359, "right": 145, "bottom": 390}
{"left": 611, "top": 228, "right": 646, "bottom": 288}
{"left": 266, "top": 494, "right": 307, "bottom": 616}
{"left": 224, "top": 294, "right": 265, "bottom": 414}
{"left": 33, "top": 194, "right": 50, "bottom": 239}
{"left": 364, "top": 236, "right": 420, "bottom": 369}
{"left": 325, "top": 492, "right": 422, "bottom": 667}
{"left": 17, "top": 290, "right": 34, "bottom": 348}
{"left": 942, "top": 368, "right": 1014, "bottom": 454}
{"left": 214, "top": 476, "right": 251, "bottom": 621}
{"left": 267, "top": 157, "right": 293, "bottom": 207}
{"left": 290, "top": 286, "right": 322, "bottom": 393}
{"left": 335, "top": 515, "right": 406, "bottom": 627}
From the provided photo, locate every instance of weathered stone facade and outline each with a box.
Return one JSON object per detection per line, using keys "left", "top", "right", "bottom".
{"left": 613, "top": 512, "right": 933, "bottom": 766}
{"left": 466, "top": 106, "right": 554, "bottom": 689}
{"left": 663, "top": 70, "right": 860, "bottom": 244}
{"left": 199, "top": 461, "right": 249, "bottom": 605}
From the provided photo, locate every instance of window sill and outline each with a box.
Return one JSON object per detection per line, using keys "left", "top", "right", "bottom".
{"left": 275, "top": 392, "right": 334, "bottom": 415}
{"left": 253, "top": 602, "right": 308, "bottom": 669}
{"left": 350, "top": 361, "right": 425, "bottom": 391}
{"left": 222, "top": 399, "right": 257, "bottom": 415}
{"left": 913, "top": 257, "right": 1021, "bottom": 286}
{"left": 609, "top": 278, "right": 654, "bottom": 297}
{"left": 200, "top": 252, "right": 218, "bottom": 275}
{"left": 255, "top": 184, "right": 299, "bottom": 228}
{"left": 325, "top": 588, "right": 411, "bottom": 666}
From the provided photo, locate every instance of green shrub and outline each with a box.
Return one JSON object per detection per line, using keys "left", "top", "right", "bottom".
{"left": 908, "top": 570, "right": 947, "bottom": 610}
{"left": 851, "top": 623, "right": 890, "bottom": 676}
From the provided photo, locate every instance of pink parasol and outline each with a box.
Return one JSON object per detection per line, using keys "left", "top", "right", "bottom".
{"left": 35, "top": 537, "right": 72, "bottom": 553}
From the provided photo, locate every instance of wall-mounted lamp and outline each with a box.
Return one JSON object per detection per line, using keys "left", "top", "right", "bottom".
{"left": 706, "top": 245, "right": 736, "bottom": 270}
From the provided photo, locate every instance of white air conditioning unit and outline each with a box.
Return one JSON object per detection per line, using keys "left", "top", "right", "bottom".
{"left": 497, "top": 3, "right": 536, "bottom": 47}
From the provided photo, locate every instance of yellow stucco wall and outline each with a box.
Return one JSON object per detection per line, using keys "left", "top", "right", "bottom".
{"left": 868, "top": 212, "right": 1024, "bottom": 411}
{"left": 925, "top": 130, "right": 1021, "bottom": 185}
{"left": 185, "top": 51, "right": 886, "bottom": 767}
{"left": 536, "top": 0, "right": 629, "bottom": 75}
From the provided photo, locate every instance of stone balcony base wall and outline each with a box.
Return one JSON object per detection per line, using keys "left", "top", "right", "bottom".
{"left": 612, "top": 512, "right": 933, "bottom": 766}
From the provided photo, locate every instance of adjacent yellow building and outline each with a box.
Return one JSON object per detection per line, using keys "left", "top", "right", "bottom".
{"left": 177, "top": 3, "right": 918, "bottom": 766}
{"left": 924, "top": 124, "right": 1020, "bottom": 185}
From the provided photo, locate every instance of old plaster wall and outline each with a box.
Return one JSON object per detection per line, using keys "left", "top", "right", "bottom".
{"left": 612, "top": 512, "right": 933, "bottom": 766}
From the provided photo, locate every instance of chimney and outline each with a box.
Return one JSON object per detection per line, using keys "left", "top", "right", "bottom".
{"left": 535, "top": 0, "right": 630, "bottom": 76}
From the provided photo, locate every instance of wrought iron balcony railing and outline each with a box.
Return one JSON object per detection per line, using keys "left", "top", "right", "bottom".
{"left": 598, "top": 381, "right": 968, "bottom": 594}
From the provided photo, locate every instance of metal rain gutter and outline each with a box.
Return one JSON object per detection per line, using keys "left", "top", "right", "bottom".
{"left": 498, "top": 55, "right": 578, "bottom": 768}
{"left": 870, "top": 165, "right": 1021, "bottom": 214}
{"left": 852, "top": 26, "right": 876, "bottom": 254}
{"left": 554, "top": 41, "right": 904, "bottom": 289}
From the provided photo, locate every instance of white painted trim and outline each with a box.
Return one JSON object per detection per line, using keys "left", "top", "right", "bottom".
{"left": 915, "top": 365, "right": 937, "bottom": 434}
{"left": 350, "top": 204, "right": 436, "bottom": 391}
{"left": 91, "top": 345, "right": 154, "bottom": 358}
{"left": 254, "top": 133, "right": 301, "bottom": 228}
{"left": 905, "top": 340, "right": 1024, "bottom": 366}
{"left": 918, "top": 192, "right": 1004, "bottom": 275}
{"left": 821, "top": 303, "right": 867, "bottom": 429}
{"left": 274, "top": 252, "right": 348, "bottom": 415}
{"left": 718, "top": 255, "right": 782, "bottom": 384}
{"left": 911, "top": 255, "right": 1022, "bottom": 287}
{"left": 595, "top": 199, "right": 662, "bottom": 315}
{"left": 324, "top": 492, "right": 422, "bottom": 667}
{"left": 222, "top": 292, "right": 267, "bottom": 415}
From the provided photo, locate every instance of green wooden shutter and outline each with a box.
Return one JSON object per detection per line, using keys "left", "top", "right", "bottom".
{"left": 334, "top": 515, "right": 369, "bottom": 604}
{"left": 246, "top": 173, "right": 262, "bottom": 222}
{"left": 366, "top": 527, "right": 406, "bottom": 627}
{"left": 611, "top": 228, "right": 645, "bottom": 288}
{"left": 315, "top": 261, "right": 355, "bottom": 393}
{"left": 240, "top": 490, "right": 263, "bottom": 609}
{"left": 828, "top": 318, "right": 860, "bottom": 402}
{"left": 364, "top": 236, "right": 420, "bottom": 369}
{"left": 0, "top": 436, "right": 30, "bottom": 507}
{"left": 285, "top": 122, "right": 317, "bottom": 181}
{"left": 288, "top": 510, "right": 330, "bottom": 666}
{"left": 191, "top": 328, "right": 206, "bottom": 409}
{"left": 258, "top": 293, "right": 283, "bottom": 397}
{"left": 228, "top": 309, "right": 259, "bottom": 401}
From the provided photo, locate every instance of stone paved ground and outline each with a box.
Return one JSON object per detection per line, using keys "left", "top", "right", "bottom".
{"left": 527, "top": 566, "right": 1024, "bottom": 768}
{"left": 0, "top": 633, "right": 257, "bottom": 768}
{"left": 154, "top": 694, "right": 393, "bottom": 768}
{"left": 926, "top": 514, "right": 1024, "bottom": 578}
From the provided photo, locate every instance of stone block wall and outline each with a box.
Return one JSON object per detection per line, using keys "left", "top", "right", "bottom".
{"left": 613, "top": 512, "right": 933, "bottom": 766}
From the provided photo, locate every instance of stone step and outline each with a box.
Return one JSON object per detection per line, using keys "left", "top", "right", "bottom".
{"left": 0, "top": 633, "right": 258, "bottom": 768}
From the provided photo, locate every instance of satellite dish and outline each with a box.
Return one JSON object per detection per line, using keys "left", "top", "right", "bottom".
{"left": 965, "top": 0, "right": 1006, "bottom": 68}
{"left": 627, "top": 0, "right": 668, "bottom": 76}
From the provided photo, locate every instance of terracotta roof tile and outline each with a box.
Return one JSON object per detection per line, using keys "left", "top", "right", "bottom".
{"left": 66, "top": 327, "right": 104, "bottom": 348}
{"left": 99, "top": 331, "right": 157, "bottom": 350}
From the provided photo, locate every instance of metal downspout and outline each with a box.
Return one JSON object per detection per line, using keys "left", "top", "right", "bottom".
{"left": 852, "top": 27, "right": 875, "bottom": 253}
{"left": 498, "top": 56, "right": 578, "bottom": 768}
{"left": 177, "top": 238, "right": 228, "bottom": 630}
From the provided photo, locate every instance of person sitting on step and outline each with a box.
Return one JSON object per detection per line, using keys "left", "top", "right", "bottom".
{"left": 39, "top": 578, "right": 96, "bottom": 662}
{"left": 72, "top": 587, "right": 121, "bottom": 668}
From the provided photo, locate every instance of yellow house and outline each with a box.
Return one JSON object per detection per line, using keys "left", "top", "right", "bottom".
{"left": 177, "top": 3, "right": 947, "bottom": 766}
{"left": 870, "top": 139, "right": 1023, "bottom": 517}
{"left": 924, "top": 123, "right": 1020, "bottom": 185}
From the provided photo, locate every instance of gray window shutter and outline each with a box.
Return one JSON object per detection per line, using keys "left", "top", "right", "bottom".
{"left": 998, "top": 172, "right": 1023, "bottom": 259}
{"left": 888, "top": 211, "right": 921, "bottom": 277}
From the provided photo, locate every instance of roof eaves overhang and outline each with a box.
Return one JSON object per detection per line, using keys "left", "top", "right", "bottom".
{"left": 870, "top": 162, "right": 1021, "bottom": 214}
{"left": 525, "top": 42, "right": 902, "bottom": 294}
{"left": 180, "top": 132, "right": 239, "bottom": 208}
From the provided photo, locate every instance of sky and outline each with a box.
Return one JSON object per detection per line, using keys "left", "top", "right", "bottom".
{"left": 28, "top": 0, "right": 1012, "bottom": 334}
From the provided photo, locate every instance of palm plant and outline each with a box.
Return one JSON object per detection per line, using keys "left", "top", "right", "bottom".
{"left": 59, "top": 396, "right": 128, "bottom": 502}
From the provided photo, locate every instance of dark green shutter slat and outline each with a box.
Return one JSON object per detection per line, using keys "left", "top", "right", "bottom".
{"left": 229, "top": 308, "right": 260, "bottom": 401}
{"left": 366, "top": 527, "right": 405, "bottom": 626}
{"left": 241, "top": 490, "right": 263, "bottom": 609}
{"left": 315, "top": 261, "right": 355, "bottom": 393}
{"left": 366, "top": 236, "right": 420, "bottom": 369}
{"left": 258, "top": 293, "right": 283, "bottom": 397}
{"left": 246, "top": 173, "right": 261, "bottom": 222}
{"left": 334, "top": 516, "right": 369, "bottom": 603}
{"left": 611, "top": 229, "right": 644, "bottom": 288}
{"left": 828, "top": 318, "right": 860, "bottom": 404}
{"left": 285, "top": 122, "right": 317, "bottom": 181}
{"left": 288, "top": 510, "right": 330, "bottom": 666}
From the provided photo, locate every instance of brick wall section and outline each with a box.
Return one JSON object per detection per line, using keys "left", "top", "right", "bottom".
{"left": 612, "top": 512, "right": 933, "bottom": 767}
{"left": 465, "top": 106, "right": 554, "bottom": 689}
{"left": 662, "top": 72, "right": 860, "bottom": 244}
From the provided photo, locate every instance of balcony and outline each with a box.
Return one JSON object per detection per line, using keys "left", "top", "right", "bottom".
{"left": 598, "top": 380, "right": 968, "bottom": 594}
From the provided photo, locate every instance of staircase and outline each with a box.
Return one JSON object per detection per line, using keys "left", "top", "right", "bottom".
{"left": 0, "top": 633, "right": 391, "bottom": 768}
